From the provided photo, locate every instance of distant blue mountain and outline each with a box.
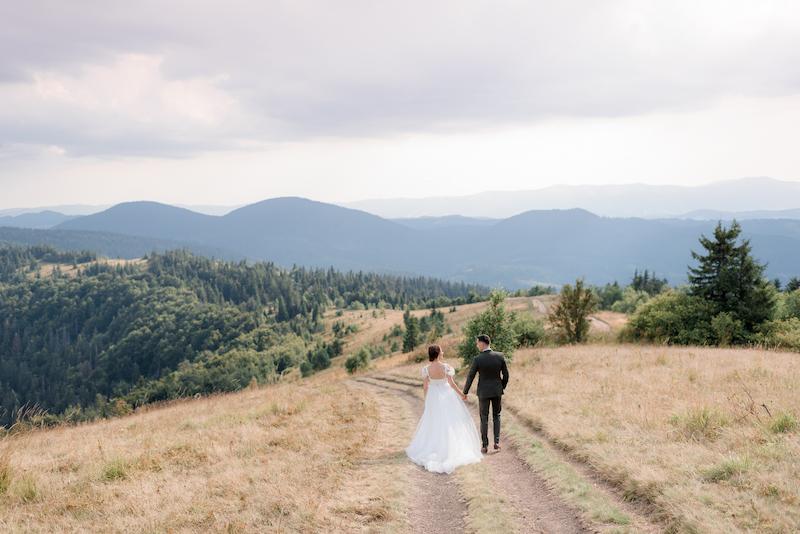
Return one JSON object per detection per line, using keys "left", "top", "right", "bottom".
{"left": 50, "top": 199, "right": 800, "bottom": 287}
{"left": 0, "top": 210, "right": 77, "bottom": 229}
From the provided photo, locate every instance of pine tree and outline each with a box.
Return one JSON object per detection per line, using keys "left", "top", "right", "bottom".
{"left": 688, "top": 220, "right": 775, "bottom": 332}
{"left": 402, "top": 310, "right": 420, "bottom": 353}
{"left": 786, "top": 277, "right": 800, "bottom": 293}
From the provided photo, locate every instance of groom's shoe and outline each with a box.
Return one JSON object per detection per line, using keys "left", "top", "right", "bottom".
{"left": 493, "top": 443, "right": 501, "bottom": 452}
{"left": 481, "top": 446, "right": 488, "bottom": 454}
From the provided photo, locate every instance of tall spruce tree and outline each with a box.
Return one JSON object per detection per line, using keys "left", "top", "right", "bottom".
{"left": 688, "top": 220, "right": 775, "bottom": 332}
{"left": 402, "top": 310, "right": 420, "bottom": 353}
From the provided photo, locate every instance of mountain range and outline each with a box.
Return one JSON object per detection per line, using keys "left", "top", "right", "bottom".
{"left": 1, "top": 197, "right": 798, "bottom": 288}
{"left": 345, "top": 177, "right": 800, "bottom": 218}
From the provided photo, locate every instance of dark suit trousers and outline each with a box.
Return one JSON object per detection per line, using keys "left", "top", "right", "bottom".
{"left": 478, "top": 396, "right": 502, "bottom": 447}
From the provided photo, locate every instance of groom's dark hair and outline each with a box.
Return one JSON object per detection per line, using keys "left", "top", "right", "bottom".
{"left": 428, "top": 345, "right": 442, "bottom": 361}
{"left": 476, "top": 334, "right": 491, "bottom": 345}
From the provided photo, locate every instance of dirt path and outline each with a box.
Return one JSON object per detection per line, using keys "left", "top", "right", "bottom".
{"left": 351, "top": 378, "right": 468, "bottom": 533}
{"left": 354, "top": 374, "right": 588, "bottom": 534}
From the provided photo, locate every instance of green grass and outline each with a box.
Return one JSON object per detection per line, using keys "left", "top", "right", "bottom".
{"left": 0, "top": 452, "right": 11, "bottom": 495}
{"left": 700, "top": 456, "right": 750, "bottom": 483}
{"left": 102, "top": 458, "right": 129, "bottom": 481}
{"left": 769, "top": 412, "right": 798, "bottom": 434}
{"left": 505, "top": 419, "right": 633, "bottom": 530}
{"left": 670, "top": 407, "right": 729, "bottom": 442}
{"left": 13, "top": 474, "right": 39, "bottom": 502}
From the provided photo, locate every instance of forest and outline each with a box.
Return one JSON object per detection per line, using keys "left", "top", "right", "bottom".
{"left": 0, "top": 247, "right": 486, "bottom": 427}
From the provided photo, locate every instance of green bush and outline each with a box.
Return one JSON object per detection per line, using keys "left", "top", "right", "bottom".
{"left": 756, "top": 318, "right": 800, "bottom": 351}
{"left": 776, "top": 290, "right": 800, "bottom": 320}
{"left": 623, "top": 290, "right": 715, "bottom": 345}
{"left": 710, "top": 312, "right": 746, "bottom": 346}
{"left": 512, "top": 314, "right": 545, "bottom": 347}
{"left": 610, "top": 287, "right": 650, "bottom": 314}
{"left": 594, "top": 282, "right": 624, "bottom": 309}
{"left": 458, "top": 290, "right": 517, "bottom": 365}
{"left": 345, "top": 349, "right": 370, "bottom": 374}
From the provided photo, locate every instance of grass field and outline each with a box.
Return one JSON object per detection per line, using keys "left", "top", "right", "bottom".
{"left": 0, "top": 377, "right": 379, "bottom": 532}
{"left": 481, "top": 345, "right": 799, "bottom": 533}
{"left": 2, "top": 298, "right": 798, "bottom": 533}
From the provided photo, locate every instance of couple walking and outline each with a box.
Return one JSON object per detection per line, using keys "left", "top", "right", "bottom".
{"left": 405, "top": 334, "right": 509, "bottom": 474}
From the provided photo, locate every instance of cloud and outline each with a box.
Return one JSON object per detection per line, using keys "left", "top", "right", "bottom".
{"left": 1, "top": 0, "right": 800, "bottom": 157}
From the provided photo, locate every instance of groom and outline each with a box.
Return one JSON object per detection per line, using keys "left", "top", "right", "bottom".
{"left": 463, "top": 334, "right": 509, "bottom": 454}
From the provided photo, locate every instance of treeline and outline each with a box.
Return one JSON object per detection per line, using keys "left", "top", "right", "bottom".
{"left": 0, "top": 248, "right": 487, "bottom": 427}
{"left": 0, "top": 244, "right": 96, "bottom": 282}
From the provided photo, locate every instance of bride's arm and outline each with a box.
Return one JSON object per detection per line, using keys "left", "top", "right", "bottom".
{"left": 423, "top": 375, "right": 429, "bottom": 397}
{"left": 447, "top": 375, "right": 467, "bottom": 400}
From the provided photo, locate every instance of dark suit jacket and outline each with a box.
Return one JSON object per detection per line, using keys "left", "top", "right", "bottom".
{"left": 463, "top": 349, "right": 509, "bottom": 399}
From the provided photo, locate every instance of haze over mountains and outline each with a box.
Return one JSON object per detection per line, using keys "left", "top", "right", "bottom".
{"left": 1, "top": 194, "right": 798, "bottom": 288}
{"left": 345, "top": 177, "right": 800, "bottom": 218}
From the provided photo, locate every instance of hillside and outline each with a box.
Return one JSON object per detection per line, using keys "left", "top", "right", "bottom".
{"left": 0, "top": 226, "right": 237, "bottom": 260}
{"left": 45, "top": 199, "right": 800, "bottom": 286}
{"left": 2, "top": 297, "right": 797, "bottom": 533}
{"left": 0, "top": 247, "right": 484, "bottom": 428}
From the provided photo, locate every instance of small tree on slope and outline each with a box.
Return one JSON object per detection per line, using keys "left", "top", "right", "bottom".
{"left": 548, "top": 279, "right": 597, "bottom": 343}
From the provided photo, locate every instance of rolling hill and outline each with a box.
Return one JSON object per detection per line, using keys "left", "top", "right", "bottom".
{"left": 42, "top": 199, "right": 800, "bottom": 287}
{"left": 0, "top": 210, "right": 78, "bottom": 229}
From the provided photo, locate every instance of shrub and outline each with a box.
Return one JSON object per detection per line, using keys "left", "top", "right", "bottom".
{"left": 345, "top": 349, "right": 370, "bottom": 374}
{"left": 512, "top": 314, "right": 545, "bottom": 347}
{"left": 610, "top": 287, "right": 650, "bottom": 314}
{"left": 756, "top": 318, "right": 800, "bottom": 351}
{"left": 458, "top": 290, "right": 517, "bottom": 365}
{"left": 623, "top": 290, "right": 715, "bottom": 345}
{"left": 594, "top": 282, "right": 623, "bottom": 309}
{"left": 710, "top": 312, "right": 746, "bottom": 346}
{"left": 548, "top": 279, "right": 596, "bottom": 343}
{"left": 776, "top": 290, "right": 800, "bottom": 320}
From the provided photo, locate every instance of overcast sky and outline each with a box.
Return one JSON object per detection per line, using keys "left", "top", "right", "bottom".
{"left": 2, "top": 0, "right": 800, "bottom": 209}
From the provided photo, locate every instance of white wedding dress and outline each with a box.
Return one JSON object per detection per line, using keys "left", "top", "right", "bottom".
{"left": 405, "top": 363, "right": 483, "bottom": 474}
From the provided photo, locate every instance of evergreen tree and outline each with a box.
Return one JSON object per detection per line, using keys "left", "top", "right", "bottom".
{"left": 688, "top": 221, "right": 775, "bottom": 333}
{"left": 548, "top": 279, "right": 597, "bottom": 343}
{"left": 786, "top": 277, "right": 800, "bottom": 293}
{"left": 458, "top": 290, "right": 517, "bottom": 365}
{"left": 402, "top": 310, "right": 420, "bottom": 353}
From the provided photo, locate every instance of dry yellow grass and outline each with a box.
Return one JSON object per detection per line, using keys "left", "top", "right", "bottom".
{"left": 27, "top": 258, "right": 147, "bottom": 279}
{"left": 506, "top": 344, "right": 800, "bottom": 533}
{"left": 0, "top": 376, "right": 378, "bottom": 533}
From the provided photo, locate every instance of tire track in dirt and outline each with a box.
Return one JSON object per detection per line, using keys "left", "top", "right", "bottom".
{"left": 355, "top": 375, "right": 588, "bottom": 533}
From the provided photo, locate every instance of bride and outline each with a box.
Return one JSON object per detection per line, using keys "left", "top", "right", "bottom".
{"left": 405, "top": 344, "right": 482, "bottom": 474}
